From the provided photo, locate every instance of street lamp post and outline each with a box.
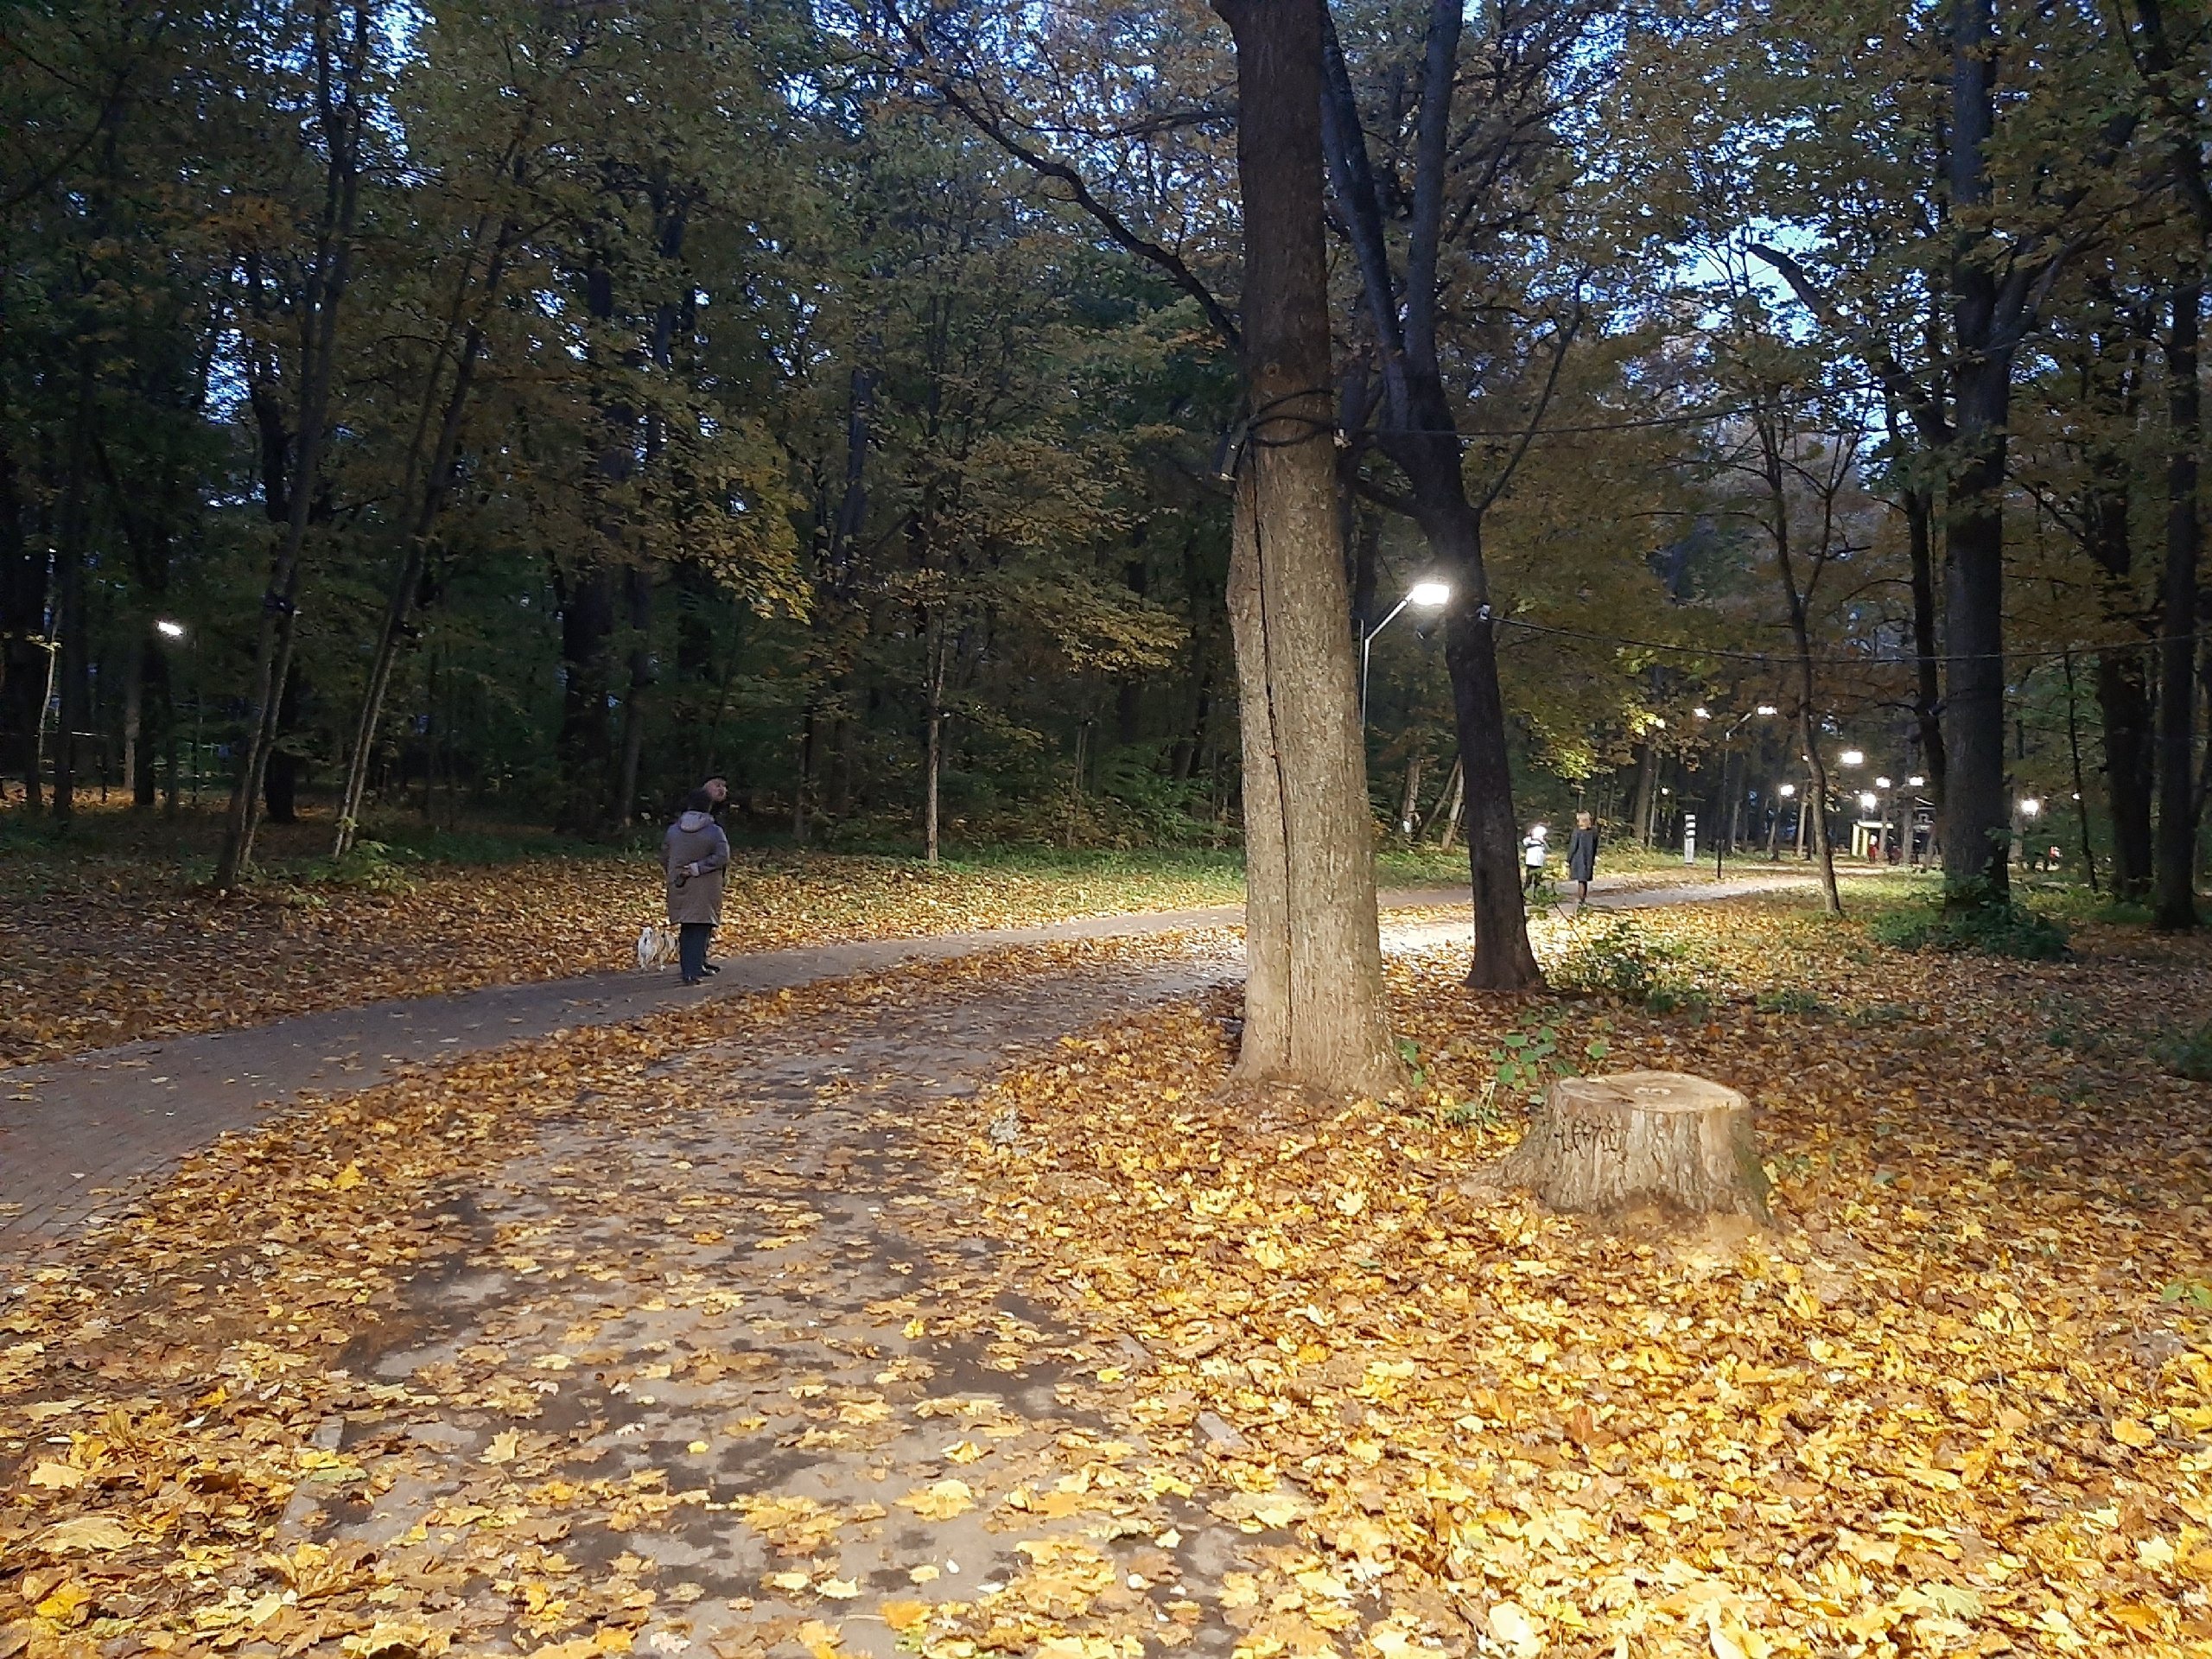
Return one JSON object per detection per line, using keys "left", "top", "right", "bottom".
{"left": 1698, "top": 704, "right": 1777, "bottom": 880}
{"left": 1360, "top": 581, "right": 1451, "bottom": 727}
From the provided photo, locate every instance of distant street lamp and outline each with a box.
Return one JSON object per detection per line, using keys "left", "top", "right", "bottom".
{"left": 1839, "top": 749, "right": 1865, "bottom": 768}
{"left": 1907, "top": 774, "right": 1925, "bottom": 787}
{"left": 1360, "top": 581, "right": 1451, "bottom": 726}
{"left": 2019, "top": 798, "right": 2042, "bottom": 818}
{"left": 1710, "top": 704, "right": 1779, "bottom": 879}
{"left": 156, "top": 619, "right": 187, "bottom": 640}
{"left": 1859, "top": 791, "right": 1879, "bottom": 811}
{"left": 1777, "top": 783, "right": 1797, "bottom": 798}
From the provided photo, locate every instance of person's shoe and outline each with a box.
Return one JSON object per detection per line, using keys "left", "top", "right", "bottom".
{"left": 682, "top": 976, "right": 702, "bottom": 986}
{"left": 701, "top": 962, "right": 721, "bottom": 975}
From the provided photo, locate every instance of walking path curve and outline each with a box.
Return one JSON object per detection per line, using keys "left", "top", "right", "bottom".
{"left": 0, "top": 869, "right": 1812, "bottom": 1250}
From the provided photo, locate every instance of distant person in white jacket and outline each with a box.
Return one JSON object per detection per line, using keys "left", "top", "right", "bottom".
{"left": 1522, "top": 824, "right": 1548, "bottom": 896}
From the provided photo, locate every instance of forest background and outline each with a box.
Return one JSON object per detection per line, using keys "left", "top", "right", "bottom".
{"left": 2, "top": 0, "right": 2207, "bottom": 918}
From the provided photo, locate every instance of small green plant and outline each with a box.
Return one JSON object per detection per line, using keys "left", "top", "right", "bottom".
{"left": 1441, "top": 1097, "right": 1503, "bottom": 1129}
{"left": 1548, "top": 914, "right": 1688, "bottom": 1001}
{"left": 302, "top": 839, "right": 419, "bottom": 893}
{"left": 1753, "top": 987, "right": 1827, "bottom": 1017}
{"left": 1463, "top": 1013, "right": 1611, "bottom": 1120}
{"left": 2152, "top": 1020, "right": 2212, "bottom": 1082}
{"left": 1395, "top": 1038, "right": 1428, "bottom": 1090}
{"left": 1869, "top": 894, "right": 2069, "bottom": 960}
{"left": 2161, "top": 1277, "right": 2212, "bottom": 1310}
{"left": 1845, "top": 1001, "right": 1912, "bottom": 1027}
{"left": 1644, "top": 985, "right": 1713, "bottom": 1017}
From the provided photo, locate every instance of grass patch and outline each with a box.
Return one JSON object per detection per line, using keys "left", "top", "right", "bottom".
{"left": 1867, "top": 894, "right": 2069, "bottom": 960}
{"left": 2153, "top": 1019, "right": 2212, "bottom": 1081}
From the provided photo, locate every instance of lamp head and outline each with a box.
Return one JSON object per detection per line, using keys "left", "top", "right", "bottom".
{"left": 1858, "top": 791, "right": 1878, "bottom": 810}
{"left": 156, "top": 619, "right": 187, "bottom": 640}
{"left": 1839, "top": 749, "right": 1864, "bottom": 767}
{"left": 1407, "top": 581, "right": 1451, "bottom": 608}
{"left": 1907, "top": 774, "right": 1925, "bottom": 787}
{"left": 1874, "top": 776, "right": 1891, "bottom": 789}
{"left": 1756, "top": 704, "right": 1778, "bottom": 716}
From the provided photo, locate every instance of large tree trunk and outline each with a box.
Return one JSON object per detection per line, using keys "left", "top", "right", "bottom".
{"left": 1317, "top": 0, "right": 1541, "bottom": 990}
{"left": 0, "top": 444, "right": 45, "bottom": 810}
{"left": 1902, "top": 484, "right": 1948, "bottom": 815}
{"left": 216, "top": 2, "right": 369, "bottom": 888}
{"left": 1938, "top": 0, "right": 2015, "bottom": 907}
{"left": 2154, "top": 282, "right": 2202, "bottom": 930}
{"left": 2087, "top": 448, "right": 2158, "bottom": 899}
{"left": 614, "top": 564, "right": 654, "bottom": 828}
{"left": 1212, "top": 0, "right": 1401, "bottom": 1096}
{"left": 556, "top": 564, "right": 618, "bottom": 834}
{"left": 51, "top": 354, "right": 95, "bottom": 824}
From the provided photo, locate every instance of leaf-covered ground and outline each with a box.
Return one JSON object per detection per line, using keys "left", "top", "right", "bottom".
{"left": 8, "top": 894, "right": 2201, "bottom": 1659}
{"left": 973, "top": 901, "right": 2212, "bottom": 1656}
{"left": 0, "top": 845, "right": 1249, "bottom": 1067}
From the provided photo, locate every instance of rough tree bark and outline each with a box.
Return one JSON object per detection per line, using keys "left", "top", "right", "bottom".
{"left": 1318, "top": 0, "right": 1544, "bottom": 988}
{"left": 2154, "top": 282, "right": 2202, "bottom": 929}
{"left": 1211, "top": 0, "right": 1401, "bottom": 1095}
{"left": 216, "top": 0, "right": 370, "bottom": 887}
{"left": 1504, "top": 1071, "right": 1770, "bottom": 1219}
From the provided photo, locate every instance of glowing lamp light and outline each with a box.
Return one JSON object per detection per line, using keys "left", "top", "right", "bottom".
{"left": 1408, "top": 581, "right": 1451, "bottom": 607}
{"left": 1874, "top": 776, "right": 1891, "bottom": 789}
{"left": 1777, "top": 784, "right": 1797, "bottom": 798}
{"left": 2019, "top": 798, "right": 2042, "bottom": 817}
{"left": 1839, "top": 749, "right": 1865, "bottom": 767}
{"left": 1908, "top": 774, "right": 1925, "bottom": 787}
{"left": 1693, "top": 706, "right": 1711, "bottom": 719}
{"left": 1756, "top": 704, "right": 1778, "bottom": 715}
{"left": 156, "top": 619, "right": 187, "bottom": 639}
{"left": 1858, "top": 792, "right": 1879, "bottom": 811}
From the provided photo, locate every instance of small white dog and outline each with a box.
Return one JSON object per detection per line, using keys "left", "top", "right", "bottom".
{"left": 636, "top": 923, "right": 679, "bottom": 971}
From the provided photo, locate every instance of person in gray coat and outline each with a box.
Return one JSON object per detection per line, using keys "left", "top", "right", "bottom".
{"left": 663, "top": 788, "right": 731, "bottom": 984}
{"left": 1566, "top": 810, "right": 1600, "bottom": 910}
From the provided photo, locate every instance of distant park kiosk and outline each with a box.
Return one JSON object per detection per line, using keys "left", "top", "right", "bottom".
{"left": 1504, "top": 1070, "right": 1770, "bottom": 1220}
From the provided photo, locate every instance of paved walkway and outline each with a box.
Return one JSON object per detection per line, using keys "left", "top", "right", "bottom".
{"left": 0, "top": 871, "right": 1811, "bottom": 1250}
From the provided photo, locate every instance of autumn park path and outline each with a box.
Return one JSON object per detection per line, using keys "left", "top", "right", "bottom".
{"left": 0, "top": 870, "right": 1812, "bottom": 1250}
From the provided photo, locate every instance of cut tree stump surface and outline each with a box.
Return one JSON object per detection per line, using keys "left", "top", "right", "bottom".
{"left": 1507, "top": 1069, "right": 1770, "bottom": 1219}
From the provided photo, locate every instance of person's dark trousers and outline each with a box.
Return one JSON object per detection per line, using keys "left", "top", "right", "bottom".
{"left": 679, "top": 923, "right": 714, "bottom": 983}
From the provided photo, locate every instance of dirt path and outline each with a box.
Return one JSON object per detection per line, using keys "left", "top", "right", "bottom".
{"left": 0, "top": 874, "right": 1812, "bottom": 1249}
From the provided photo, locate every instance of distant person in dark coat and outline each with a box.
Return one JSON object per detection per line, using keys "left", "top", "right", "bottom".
{"left": 1567, "top": 811, "right": 1600, "bottom": 910}
{"left": 663, "top": 788, "right": 731, "bottom": 985}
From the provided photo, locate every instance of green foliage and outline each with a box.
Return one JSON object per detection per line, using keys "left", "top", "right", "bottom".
{"left": 2152, "top": 1020, "right": 2212, "bottom": 1083}
{"left": 299, "top": 840, "right": 421, "bottom": 894}
{"left": 1547, "top": 914, "right": 1689, "bottom": 1001}
{"left": 1753, "top": 987, "right": 1827, "bottom": 1016}
{"left": 1869, "top": 898, "right": 2070, "bottom": 961}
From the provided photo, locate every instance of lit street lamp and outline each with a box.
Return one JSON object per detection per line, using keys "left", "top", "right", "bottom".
{"left": 156, "top": 619, "right": 187, "bottom": 640}
{"left": 1360, "top": 581, "right": 1451, "bottom": 727}
{"left": 1706, "top": 703, "right": 1779, "bottom": 879}
{"left": 1839, "top": 748, "right": 1865, "bottom": 767}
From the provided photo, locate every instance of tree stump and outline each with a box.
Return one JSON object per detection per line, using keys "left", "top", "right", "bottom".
{"left": 1504, "top": 1071, "right": 1770, "bottom": 1220}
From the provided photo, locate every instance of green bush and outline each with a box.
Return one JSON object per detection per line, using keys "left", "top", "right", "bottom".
{"left": 302, "top": 839, "right": 420, "bottom": 893}
{"left": 1869, "top": 896, "right": 2069, "bottom": 961}
{"left": 1754, "top": 987, "right": 1827, "bottom": 1017}
{"left": 2153, "top": 1020, "right": 2212, "bottom": 1082}
{"left": 1547, "top": 914, "right": 1686, "bottom": 1001}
